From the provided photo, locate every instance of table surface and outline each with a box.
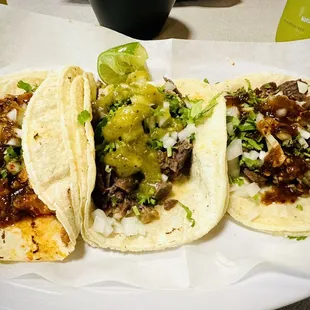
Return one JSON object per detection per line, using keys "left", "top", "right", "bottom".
{"left": 3, "top": 0, "right": 310, "bottom": 309}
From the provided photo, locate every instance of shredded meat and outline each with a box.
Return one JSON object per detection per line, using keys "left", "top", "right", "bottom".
{"left": 257, "top": 82, "right": 278, "bottom": 98}
{"left": 154, "top": 182, "right": 172, "bottom": 201}
{"left": 163, "top": 199, "right": 178, "bottom": 211}
{"left": 159, "top": 140, "right": 193, "bottom": 179}
{"left": 114, "top": 176, "right": 139, "bottom": 193}
{"left": 243, "top": 169, "right": 267, "bottom": 187}
{"left": 278, "top": 80, "right": 307, "bottom": 101}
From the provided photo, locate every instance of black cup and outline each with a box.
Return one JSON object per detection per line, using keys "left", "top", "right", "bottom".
{"left": 89, "top": 0, "right": 176, "bottom": 40}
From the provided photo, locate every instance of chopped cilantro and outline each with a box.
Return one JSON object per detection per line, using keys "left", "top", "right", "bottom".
{"left": 0, "top": 169, "right": 7, "bottom": 179}
{"left": 132, "top": 205, "right": 140, "bottom": 216}
{"left": 137, "top": 193, "right": 156, "bottom": 206}
{"left": 189, "top": 133, "right": 196, "bottom": 142}
{"left": 296, "top": 204, "right": 303, "bottom": 211}
{"left": 245, "top": 79, "right": 252, "bottom": 90}
{"left": 111, "top": 196, "right": 118, "bottom": 206}
{"left": 287, "top": 236, "right": 307, "bottom": 241}
{"left": 179, "top": 201, "right": 195, "bottom": 227}
{"left": 252, "top": 193, "right": 260, "bottom": 202}
{"left": 240, "top": 157, "right": 262, "bottom": 169}
{"left": 17, "top": 80, "right": 34, "bottom": 93}
{"left": 148, "top": 139, "right": 163, "bottom": 150}
{"left": 77, "top": 110, "right": 91, "bottom": 125}
{"left": 238, "top": 111, "right": 257, "bottom": 132}
{"left": 242, "top": 136, "right": 264, "bottom": 151}
{"left": 229, "top": 176, "right": 245, "bottom": 186}
{"left": 4, "top": 146, "right": 18, "bottom": 163}
{"left": 203, "top": 78, "right": 209, "bottom": 84}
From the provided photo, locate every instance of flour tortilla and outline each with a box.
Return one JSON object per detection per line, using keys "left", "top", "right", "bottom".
{"left": 81, "top": 79, "right": 229, "bottom": 251}
{"left": 217, "top": 73, "right": 310, "bottom": 236}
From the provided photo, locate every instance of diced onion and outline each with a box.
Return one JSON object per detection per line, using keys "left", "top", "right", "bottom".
{"left": 92, "top": 209, "right": 115, "bottom": 237}
{"left": 121, "top": 217, "right": 146, "bottom": 236}
{"left": 158, "top": 113, "right": 170, "bottom": 128}
{"left": 235, "top": 183, "right": 260, "bottom": 198}
{"left": 298, "top": 127, "right": 310, "bottom": 139}
{"left": 162, "top": 133, "right": 177, "bottom": 149}
{"left": 243, "top": 150, "right": 259, "bottom": 160}
{"left": 171, "top": 131, "right": 178, "bottom": 140}
{"left": 178, "top": 124, "right": 196, "bottom": 141}
{"left": 297, "top": 81, "right": 308, "bottom": 94}
{"left": 298, "top": 137, "right": 308, "bottom": 149}
{"left": 162, "top": 174, "right": 168, "bottom": 182}
{"left": 6, "top": 138, "right": 21, "bottom": 146}
{"left": 227, "top": 139, "right": 243, "bottom": 161}
{"left": 227, "top": 122, "right": 234, "bottom": 135}
{"left": 7, "top": 109, "right": 17, "bottom": 122}
{"left": 226, "top": 106, "right": 239, "bottom": 118}
{"left": 265, "top": 134, "right": 279, "bottom": 151}
{"left": 259, "top": 151, "right": 267, "bottom": 161}
{"left": 14, "top": 128, "right": 23, "bottom": 139}
{"left": 163, "top": 101, "right": 170, "bottom": 109}
{"left": 164, "top": 80, "right": 175, "bottom": 92}
{"left": 256, "top": 113, "right": 264, "bottom": 124}
{"left": 276, "top": 108, "right": 287, "bottom": 118}
{"left": 228, "top": 157, "right": 240, "bottom": 178}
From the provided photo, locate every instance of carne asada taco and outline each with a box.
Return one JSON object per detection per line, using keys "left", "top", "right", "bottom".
{"left": 81, "top": 74, "right": 228, "bottom": 252}
{"left": 221, "top": 73, "right": 310, "bottom": 236}
{"left": 0, "top": 67, "right": 89, "bottom": 261}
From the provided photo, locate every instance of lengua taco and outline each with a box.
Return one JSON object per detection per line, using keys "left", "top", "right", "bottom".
{"left": 0, "top": 67, "right": 92, "bottom": 261}
{"left": 221, "top": 73, "right": 310, "bottom": 236}
{"left": 81, "top": 70, "right": 228, "bottom": 252}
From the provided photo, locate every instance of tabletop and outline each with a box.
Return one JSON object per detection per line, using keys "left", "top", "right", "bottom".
{"left": 2, "top": 0, "right": 310, "bottom": 309}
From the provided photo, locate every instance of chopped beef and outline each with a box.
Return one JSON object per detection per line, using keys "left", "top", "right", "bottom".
{"left": 257, "top": 82, "right": 278, "bottom": 98}
{"left": 243, "top": 168, "right": 267, "bottom": 187}
{"left": 278, "top": 80, "right": 307, "bottom": 101}
{"left": 163, "top": 199, "right": 178, "bottom": 211}
{"left": 163, "top": 77, "right": 183, "bottom": 98}
{"left": 114, "top": 176, "right": 139, "bottom": 193}
{"left": 140, "top": 206, "right": 159, "bottom": 224}
{"left": 154, "top": 181, "right": 172, "bottom": 201}
{"left": 159, "top": 140, "right": 193, "bottom": 179}
{"left": 303, "top": 97, "right": 310, "bottom": 110}
{"left": 110, "top": 199, "right": 133, "bottom": 221}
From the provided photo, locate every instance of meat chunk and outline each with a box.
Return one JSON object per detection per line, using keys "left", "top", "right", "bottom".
{"left": 278, "top": 80, "right": 307, "bottom": 101}
{"left": 154, "top": 181, "right": 172, "bottom": 201}
{"left": 111, "top": 199, "right": 132, "bottom": 221}
{"left": 140, "top": 206, "right": 159, "bottom": 224}
{"left": 159, "top": 140, "right": 193, "bottom": 179}
{"left": 243, "top": 168, "right": 267, "bottom": 187}
{"left": 114, "top": 176, "right": 139, "bottom": 193}
{"left": 257, "top": 82, "right": 278, "bottom": 98}
{"left": 163, "top": 199, "right": 178, "bottom": 211}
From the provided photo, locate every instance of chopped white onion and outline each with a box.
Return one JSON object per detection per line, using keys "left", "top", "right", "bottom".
{"left": 276, "top": 108, "right": 287, "bottom": 118}
{"left": 275, "top": 90, "right": 283, "bottom": 97}
{"left": 92, "top": 209, "right": 115, "bottom": 237}
{"left": 227, "top": 139, "right": 243, "bottom": 161}
{"left": 265, "top": 134, "right": 279, "bottom": 151}
{"left": 178, "top": 124, "right": 196, "bottom": 141}
{"left": 158, "top": 112, "right": 170, "bottom": 127}
{"left": 235, "top": 183, "right": 260, "bottom": 198}
{"left": 227, "top": 122, "right": 234, "bottom": 135}
{"left": 162, "top": 133, "right": 177, "bottom": 149}
{"left": 228, "top": 157, "right": 240, "bottom": 178}
{"left": 162, "top": 174, "right": 168, "bottom": 182}
{"left": 243, "top": 150, "right": 259, "bottom": 160}
{"left": 163, "top": 101, "right": 170, "bottom": 109}
{"left": 256, "top": 113, "right": 264, "bottom": 124}
{"left": 298, "top": 127, "right": 310, "bottom": 139}
{"left": 226, "top": 106, "right": 239, "bottom": 118}
{"left": 121, "top": 217, "right": 146, "bottom": 236}
{"left": 171, "top": 131, "right": 178, "bottom": 140}
{"left": 298, "top": 137, "right": 309, "bottom": 149}
{"left": 14, "top": 128, "right": 23, "bottom": 139}
{"left": 259, "top": 151, "right": 267, "bottom": 161}
{"left": 164, "top": 80, "right": 175, "bottom": 92}
{"left": 6, "top": 138, "right": 21, "bottom": 147}
{"left": 7, "top": 109, "right": 17, "bottom": 122}
{"left": 297, "top": 80, "right": 308, "bottom": 94}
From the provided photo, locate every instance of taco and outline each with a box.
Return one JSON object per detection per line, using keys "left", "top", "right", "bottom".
{"left": 0, "top": 67, "right": 91, "bottom": 261}
{"left": 221, "top": 73, "right": 310, "bottom": 236}
{"left": 81, "top": 73, "right": 228, "bottom": 252}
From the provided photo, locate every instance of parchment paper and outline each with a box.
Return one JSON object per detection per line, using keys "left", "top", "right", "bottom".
{"left": 1, "top": 6, "right": 310, "bottom": 290}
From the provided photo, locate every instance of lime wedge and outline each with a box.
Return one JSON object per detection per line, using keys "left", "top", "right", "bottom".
{"left": 97, "top": 42, "right": 149, "bottom": 85}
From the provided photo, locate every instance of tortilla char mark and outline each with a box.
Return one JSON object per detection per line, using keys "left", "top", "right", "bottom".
{"left": 0, "top": 93, "right": 55, "bottom": 228}
{"left": 226, "top": 79, "right": 310, "bottom": 204}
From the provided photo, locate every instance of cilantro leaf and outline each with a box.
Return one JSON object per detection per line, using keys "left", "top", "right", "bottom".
{"left": 4, "top": 146, "right": 19, "bottom": 163}
{"left": 203, "top": 78, "right": 209, "bottom": 84}
{"left": 137, "top": 193, "right": 156, "bottom": 206}
{"left": 77, "top": 110, "right": 91, "bottom": 125}
{"left": 179, "top": 201, "right": 195, "bottom": 227}
{"left": 17, "top": 80, "right": 33, "bottom": 93}
{"left": 287, "top": 236, "right": 307, "bottom": 241}
{"left": 242, "top": 136, "right": 264, "bottom": 151}
{"left": 229, "top": 176, "right": 245, "bottom": 186}
{"left": 240, "top": 157, "right": 263, "bottom": 169}
{"left": 0, "top": 169, "right": 7, "bottom": 179}
{"left": 296, "top": 204, "right": 303, "bottom": 211}
{"left": 148, "top": 139, "right": 163, "bottom": 150}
